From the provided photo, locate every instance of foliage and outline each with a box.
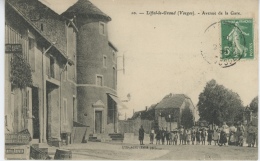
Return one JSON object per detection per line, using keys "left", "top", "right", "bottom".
{"left": 180, "top": 102, "right": 194, "bottom": 128}
{"left": 10, "top": 54, "right": 33, "bottom": 89}
{"left": 197, "top": 79, "right": 244, "bottom": 126}
{"left": 249, "top": 96, "right": 258, "bottom": 113}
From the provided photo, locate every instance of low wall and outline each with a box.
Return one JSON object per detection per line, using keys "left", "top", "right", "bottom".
{"left": 119, "top": 118, "right": 154, "bottom": 135}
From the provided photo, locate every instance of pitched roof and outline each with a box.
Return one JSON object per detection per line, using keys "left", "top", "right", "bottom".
{"left": 155, "top": 94, "right": 190, "bottom": 109}
{"left": 62, "top": 0, "right": 111, "bottom": 21}
{"left": 6, "top": 0, "right": 68, "bottom": 60}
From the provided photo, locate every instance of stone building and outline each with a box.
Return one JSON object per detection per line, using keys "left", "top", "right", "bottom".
{"left": 62, "top": 0, "right": 122, "bottom": 137}
{"left": 123, "top": 94, "right": 196, "bottom": 134}
{"left": 5, "top": 0, "right": 121, "bottom": 145}
{"left": 155, "top": 94, "right": 196, "bottom": 130}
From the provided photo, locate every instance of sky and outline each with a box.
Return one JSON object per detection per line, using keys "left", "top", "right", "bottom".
{"left": 38, "top": 0, "right": 258, "bottom": 120}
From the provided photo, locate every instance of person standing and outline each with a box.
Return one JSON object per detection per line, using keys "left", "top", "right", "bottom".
{"left": 186, "top": 129, "right": 191, "bottom": 145}
{"left": 229, "top": 123, "right": 237, "bottom": 146}
{"left": 201, "top": 128, "right": 206, "bottom": 145}
{"left": 161, "top": 127, "right": 166, "bottom": 145}
{"left": 207, "top": 129, "right": 213, "bottom": 145}
{"left": 191, "top": 127, "right": 196, "bottom": 145}
{"left": 169, "top": 131, "right": 174, "bottom": 145}
{"left": 219, "top": 128, "right": 227, "bottom": 146}
{"left": 213, "top": 128, "right": 219, "bottom": 145}
{"left": 155, "top": 128, "right": 161, "bottom": 145}
{"left": 236, "top": 121, "right": 245, "bottom": 146}
{"left": 179, "top": 126, "right": 184, "bottom": 145}
{"left": 236, "top": 126, "right": 244, "bottom": 146}
{"left": 247, "top": 122, "right": 256, "bottom": 147}
{"left": 150, "top": 127, "right": 155, "bottom": 144}
{"left": 166, "top": 128, "right": 171, "bottom": 145}
{"left": 139, "top": 125, "right": 145, "bottom": 145}
{"left": 222, "top": 122, "right": 229, "bottom": 146}
{"left": 173, "top": 131, "right": 178, "bottom": 145}
{"left": 196, "top": 128, "right": 201, "bottom": 145}
{"left": 183, "top": 128, "right": 187, "bottom": 145}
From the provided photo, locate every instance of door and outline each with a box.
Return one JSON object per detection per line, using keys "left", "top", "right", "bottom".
{"left": 95, "top": 111, "right": 102, "bottom": 133}
{"left": 32, "top": 87, "right": 40, "bottom": 139}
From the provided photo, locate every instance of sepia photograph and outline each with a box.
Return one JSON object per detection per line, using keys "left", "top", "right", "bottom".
{"left": 4, "top": 0, "right": 259, "bottom": 160}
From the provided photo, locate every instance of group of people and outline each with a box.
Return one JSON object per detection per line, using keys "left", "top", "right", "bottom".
{"left": 138, "top": 122, "right": 257, "bottom": 147}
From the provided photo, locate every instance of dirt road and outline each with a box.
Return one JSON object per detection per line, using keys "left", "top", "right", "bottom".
{"left": 62, "top": 142, "right": 257, "bottom": 160}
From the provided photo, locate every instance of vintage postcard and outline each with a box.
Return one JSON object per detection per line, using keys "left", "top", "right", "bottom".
{"left": 4, "top": 0, "right": 258, "bottom": 160}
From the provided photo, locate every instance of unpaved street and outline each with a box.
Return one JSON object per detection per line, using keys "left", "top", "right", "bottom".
{"left": 62, "top": 142, "right": 258, "bottom": 160}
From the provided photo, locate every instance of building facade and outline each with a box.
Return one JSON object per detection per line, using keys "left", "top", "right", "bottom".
{"left": 5, "top": 0, "right": 120, "bottom": 144}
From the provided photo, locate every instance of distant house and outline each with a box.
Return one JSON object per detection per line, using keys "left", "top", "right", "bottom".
{"left": 155, "top": 94, "right": 196, "bottom": 129}
{"left": 123, "top": 94, "right": 196, "bottom": 134}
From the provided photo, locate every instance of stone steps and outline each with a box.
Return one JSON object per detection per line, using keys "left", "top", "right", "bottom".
{"left": 88, "top": 133, "right": 124, "bottom": 142}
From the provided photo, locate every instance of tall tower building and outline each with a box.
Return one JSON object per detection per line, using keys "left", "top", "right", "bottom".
{"left": 63, "top": 0, "right": 120, "bottom": 136}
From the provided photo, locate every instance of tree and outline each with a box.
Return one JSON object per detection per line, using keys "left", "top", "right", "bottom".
{"left": 181, "top": 102, "right": 194, "bottom": 128}
{"left": 249, "top": 96, "right": 258, "bottom": 113}
{"left": 197, "top": 79, "right": 244, "bottom": 126}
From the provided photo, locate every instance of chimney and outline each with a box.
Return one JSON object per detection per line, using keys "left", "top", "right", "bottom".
{"left": 146, "top": 106, "right": 148, "bottom": 111}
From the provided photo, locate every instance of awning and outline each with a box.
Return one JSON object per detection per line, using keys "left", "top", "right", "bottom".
{"left": 108, "top": 94, "right": 128, "bottom": 109}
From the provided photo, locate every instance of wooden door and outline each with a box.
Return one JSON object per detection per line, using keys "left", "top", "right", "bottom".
{"left": 95, "top": 111, "right": 102, "bottom": 133}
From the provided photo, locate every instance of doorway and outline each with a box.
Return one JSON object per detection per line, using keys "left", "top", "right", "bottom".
{"left": 32, "top": 87, "right": 39, "bottom": 139}
{"left": 95, "top": 111, "right": 102, "bottom": 133}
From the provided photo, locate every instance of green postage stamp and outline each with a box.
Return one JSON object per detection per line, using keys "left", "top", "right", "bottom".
{"left": 221, "top": 19, "right": 254, "bottom": 60}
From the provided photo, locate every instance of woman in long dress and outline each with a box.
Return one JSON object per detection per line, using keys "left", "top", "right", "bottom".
{"left": 219, "top": 128, "right": 227, "bottom": 146}
{"left": 186, "top": 129, "right": 191, "bottom": 145}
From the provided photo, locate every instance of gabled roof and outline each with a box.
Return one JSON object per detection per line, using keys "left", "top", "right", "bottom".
{"left": 6, "top": 0, "right": 69, "bottom": 60}
{"left": 155, "top": 94, "right": 190, "bottom": 109}
{"left": 62, "top": 0, "right": 111, "bottom": 21}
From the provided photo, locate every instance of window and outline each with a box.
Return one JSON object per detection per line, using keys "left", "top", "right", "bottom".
{"left": 28, "top": 37, "right": 35, "bottom": 71}
{"left": 113, "top": 67, "right": 116, "bottom": 89}
{"left": 113, "top": 51, "right": 116, "bottom": 62}
{"left": 103, "top": 55, "right": 107, "bottom": 67}
{"left": 63, "top": 98, "right": 68, "bottom": 123}
{"left": 50, "top": 56, "right": 55, "bottom": 78}
{"left": 96, "top": 75, "right": 103, "bottom": 86}
{"left": 63, "top": 66, "right": 67, "bottom": 81}
{"left": 99, "top": 22, "right": 105, "bottom": 35}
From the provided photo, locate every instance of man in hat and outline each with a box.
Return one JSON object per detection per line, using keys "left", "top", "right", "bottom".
{"left": 139, "top": 125, "right": 145, "bottom": 145}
